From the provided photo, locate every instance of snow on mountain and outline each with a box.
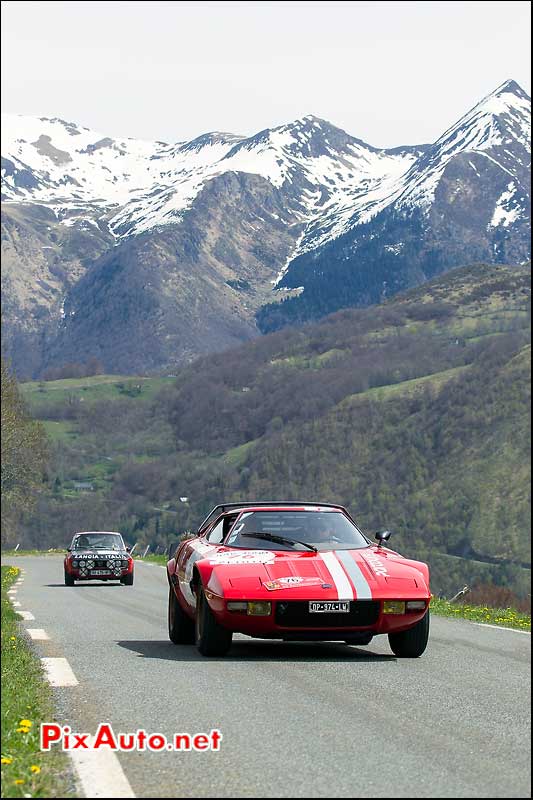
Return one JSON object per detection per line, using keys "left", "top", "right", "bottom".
{"left": 395, "top": 79, "right": 531, "bottom": 213}
{"left": 304, "top": 79, "right": 531, "bottom": 244}
{"left": 1, "top": 112, "right": 417, "bottom": 246}
{"left": 4, "top": 80, "right": 528, "bottom": 266}
{"left": 261, "top": 80, "right": 530, "bottom": 332}
{"left": 1, "top": 79, "right": 530, "bottom": 377}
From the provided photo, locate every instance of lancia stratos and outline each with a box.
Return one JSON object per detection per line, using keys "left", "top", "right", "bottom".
{"left": 64, "top": 531, "right": 134, "bottom": 586}
{"left": 166, "top": 502, "right": 431, "bottom": 657}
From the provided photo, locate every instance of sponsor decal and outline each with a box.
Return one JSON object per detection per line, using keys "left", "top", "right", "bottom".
{"left": 363, "top": 552, "right": 389, "bottom": 577}
{"left": 263, "top": 576, "right": 325, "bottom": 591}
{"left": 182, "top": 541, "right": 217, "bottom": 603}
{"left": 208, "top": 550, "right": 276, "bottom": 565}
{"left": 74, "top": 553, "right": 125, "bottom": 559}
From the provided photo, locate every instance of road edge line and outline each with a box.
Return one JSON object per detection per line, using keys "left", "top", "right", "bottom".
{"left": 69, "top": 737, "right": 136, "bottom": 799}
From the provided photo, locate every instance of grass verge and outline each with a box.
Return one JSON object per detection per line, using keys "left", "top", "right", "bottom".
{"left": 1, "top": 566, "right": 73, "bottom": 798}
{"left": 430, "top": 596, "right": 531, "bottom": 630}
{"left": 134, "top": 554, "right": 168, "bottom": 566}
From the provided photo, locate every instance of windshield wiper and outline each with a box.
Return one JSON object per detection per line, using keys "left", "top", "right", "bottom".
{"left": 241, "top": 532, "right": 317, "bottom": 553}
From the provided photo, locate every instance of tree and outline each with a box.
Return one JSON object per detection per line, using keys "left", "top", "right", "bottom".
{"left": 1, "top": 359, "right": 48, "bottom": 544}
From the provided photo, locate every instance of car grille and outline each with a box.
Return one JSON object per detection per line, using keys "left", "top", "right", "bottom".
{"left": 79, "top": 559, "right": 123, "bottom": 569}
{"left": 275, "top": 600, "right": 380, "bottom": 628}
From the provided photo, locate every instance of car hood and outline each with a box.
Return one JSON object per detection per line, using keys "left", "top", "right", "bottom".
{"left": 199, "top": 545, "right": 430, "bottom": 600}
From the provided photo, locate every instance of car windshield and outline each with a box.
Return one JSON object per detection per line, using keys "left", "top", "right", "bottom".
{"left": 71, "top": 533, "right": 124, "bottom": 551}
{"left": 225, "top": 511, "right": 369, "bottom": 551}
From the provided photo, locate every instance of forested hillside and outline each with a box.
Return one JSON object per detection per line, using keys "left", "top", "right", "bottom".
{"left": 18, "top": 262, "right": 531, "bottom": 597}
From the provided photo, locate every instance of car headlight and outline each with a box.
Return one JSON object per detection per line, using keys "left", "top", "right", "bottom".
{"left": 107, "top": 560, "right": 114, "bottom": 568}
{"left": 71, "top": 560, "right": 79, "bottom": 567}
{"left": 122, "top": 559, "right": 129, "bottom": 568}
{"left": 383, "top": 601, "right": 405, "bottom": 614}
{"left": 247, "top": 602, "right": 271, "bottom": 616}
{"left": 86, "top": 560, "right": 94, "bottom": 569}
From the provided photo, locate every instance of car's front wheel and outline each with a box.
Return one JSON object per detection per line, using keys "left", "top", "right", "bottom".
{"left": 168, "top": 585, "right": 195, "bottom": 644}
{"left": 388, "top": 610, "right": 430, "bottom": 657}
{"left": 64, "top": 570, "right": 75, "bottom": 587}
{"left": 195, "top": 585, "right": 232, "bottom": 657}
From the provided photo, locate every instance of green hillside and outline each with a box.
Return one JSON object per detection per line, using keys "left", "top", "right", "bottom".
{"left": 18, "top": 263, "right": 531, "bottom": 597}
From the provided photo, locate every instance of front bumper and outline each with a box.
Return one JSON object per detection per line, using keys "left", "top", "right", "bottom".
{"left": 65, "top": 559, "right": 134, "bottom": 581}
{"left": 207, "top": 594, "right": 430, "bottom": 639}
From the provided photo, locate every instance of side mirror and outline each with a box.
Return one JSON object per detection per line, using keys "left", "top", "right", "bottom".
{"left": 126, "top": 546, "right": 131, "bottom": 553}
{"left": 66, "top": 548, "right": 72, "bottom": 552}
{"left": 375, "top": 530, "right": 392, "bottom": 547}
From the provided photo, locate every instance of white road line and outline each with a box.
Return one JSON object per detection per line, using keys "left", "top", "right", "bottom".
{"left": 70, "top": 737, "right": 135, "bottom": 798}
{"left": 474, "top": 622, "right": 531, "bottom": 635}
{"left": 19, "top": 611, "right": 35, "bottom": 621}
{"left": 27, "top": 629, "right": 50, "bottom": 640}
{"left": 41, "top": 657, "right": 79, "bottom": 687}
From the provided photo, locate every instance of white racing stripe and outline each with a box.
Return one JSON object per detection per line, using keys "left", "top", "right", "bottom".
{"left": 27, "top": 629, "right": 50, "bottom": 640}
{"left": 336, "top": 551, "right": 372, "bottom": 600}
{"left": 320, "top": 552, "right": 354, "bottom": 600}
{"left": 41, "top": 657, "right": 79, "bottom": 687}
{"left": 70, "top": 736, "right": 135, "bottom": 798}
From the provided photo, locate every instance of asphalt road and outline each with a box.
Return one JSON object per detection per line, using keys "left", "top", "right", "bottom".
{"left": 6, "top": 555, "right": 531, "bottom": 798}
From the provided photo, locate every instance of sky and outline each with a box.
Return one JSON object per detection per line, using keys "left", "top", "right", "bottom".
{"left": 1, "top": 0, "right": 531, "bottom": 147}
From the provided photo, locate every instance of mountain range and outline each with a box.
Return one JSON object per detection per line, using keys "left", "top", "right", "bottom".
{"left": 1, "top": 79, "right": 530, "bottom": 376}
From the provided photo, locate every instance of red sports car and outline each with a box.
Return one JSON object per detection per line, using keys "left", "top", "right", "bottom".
{"left": 64, "top": 531, "right": 134, "bottom": 586}
{"left": 166, "top": 502, "right": 431, "bottom": 657}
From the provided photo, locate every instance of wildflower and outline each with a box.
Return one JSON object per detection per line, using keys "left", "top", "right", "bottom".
{"left": 10, "top": 636, "right": 16, "bottom": 641}
{"left": 14, "top": 779, "right": 25, "bottom": 784}
{"left": 16, "top": 728, "right": 31, "bottom": 734}
{"left": 30, "top": 765, "right": 41, "bottom": 774}
{"left": 19, "top": 720, "right": 32, "bottom": 728}
{"left": 1, "top": 757, "right": 13, "bottom": 765}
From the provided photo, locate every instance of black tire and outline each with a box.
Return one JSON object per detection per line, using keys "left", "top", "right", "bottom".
{"left": 388, "top": 610, "right": 430, "bottom": 657}
{"left": 195, "top": 585, "right": 232, "bottom": 657}
{"left": 64, "top": 570, "right": 75, "bottom": 587}
{"left": 168, "top": 586, "right": 195, "bottom": 644}
{"left": 121, "top": 572, "right": 134, "bottom": 586}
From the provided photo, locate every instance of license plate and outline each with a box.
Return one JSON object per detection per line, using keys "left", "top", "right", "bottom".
{"left": 89, "top": 570, "right": 110, "bottom": 576}
{"left": 309, "top": 601, "right": 350, "bottom": 613}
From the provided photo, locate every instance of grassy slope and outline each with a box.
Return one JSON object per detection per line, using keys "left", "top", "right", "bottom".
{"left": 17, "top": 263, "right": 531, "bottom": 598}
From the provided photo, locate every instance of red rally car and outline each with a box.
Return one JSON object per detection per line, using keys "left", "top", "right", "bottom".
{"left": 166, "top": 502, "right": 431, "bottom": 657}
{"left": 64, "top": 531, "right": 134, "bottom": 586}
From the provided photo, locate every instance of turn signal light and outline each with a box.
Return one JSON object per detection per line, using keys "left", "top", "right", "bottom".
{"left": 227, "top": 602, "right": 247, "bottom": 612}
{"left": 406, "top": 600, "right": 427, "bottom": 611}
